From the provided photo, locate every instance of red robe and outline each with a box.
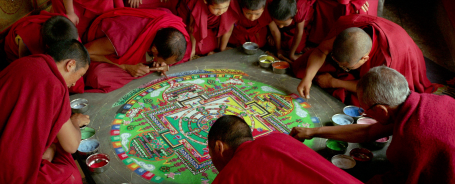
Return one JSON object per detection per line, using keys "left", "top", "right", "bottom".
{"left": 123, "top": 0, "right": 179, "bottom": 14}
{"left": 381, "top": 92, "right": 455, "bottom": 183}
{"left": 279, "top": 0, "right": 316, "bottom": 53}
{"left": 228, "top": 0, "right": 272, "bottom": 48}
{"left": 213, "top": 133, "right": 362, "bottom": 184}
{"left": 51, "top": 0, "right": 124, "bottom": 39}
{"left": 292, "top": 14, "right": 437, "bottom": 105}
{"left": 0, "top": 54, "right": 80, "bottom": 184}
{"left": 177, "top": 0, "right": 240, "bottom": 55}
{"left": 84, "top": 8, "right": 191, "bottom": 93}
{"left": 308, "top": 0, "right": 378, "bottom": 44}
{"left": 3, "top": 11, "right": 85, "bottom": 94}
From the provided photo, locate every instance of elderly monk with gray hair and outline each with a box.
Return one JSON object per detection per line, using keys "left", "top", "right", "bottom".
{"left": 291, "top": 66, "right": 455, "bottom": 184}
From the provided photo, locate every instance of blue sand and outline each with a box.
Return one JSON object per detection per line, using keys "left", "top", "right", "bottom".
{"left": 78, "top": 140, "right": 99, "bottom": 152}
{"left": 333, "top": 115, "right": 353, "bottom": 125}
{"left": 344, "top": 106, "right": 364, "bottom": 117}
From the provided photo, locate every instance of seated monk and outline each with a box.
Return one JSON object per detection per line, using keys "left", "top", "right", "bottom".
{"left": 4, "top": 13, "right": 78, "bottom": 63}
{"left": 228, "top": 0, "right": 280, "bottom": 49}
{"left": 84, "top": 8, "right": 189, "bottom": 93}
{"left": 208, "top": 115, "right": 363, "bottom": 184}
{"left": 268, "top": 0, "right": 316, "bottom": 61}
{"left": 294, "top": 14, "right": 438, "bottom": 106}
{"left": 308, "top": 0, "right": 378, "bottom": 45}
{"left": 291, "top": 66, "right": 455, "bottom": 183}
{"left": 0, "top": 40, "right": 90, "bottom": 183}
{"left": 177, "top": 0, "right": 240, "bottom": 59}
{"left": 51, "top": 0, "right": 124, "bottom": 39}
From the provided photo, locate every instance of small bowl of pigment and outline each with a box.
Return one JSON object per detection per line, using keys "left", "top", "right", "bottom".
{"left": 350, "top": 148, "right": 374, "bottom": 162}
{"left": 243, "top": 42, "right": 259, "bottom": 55}
{"left": 331, "top": 154, "right": 356, "bottom": 169}
{"left": 357, "top": 117, "right": 390, "bottom": 144}
{"left": 70, "top": 98, "right": 89, "bottom": 113}
{"left": 332, "top": 114, "right": 354, "bottom": 125}
{"left": 343, "top": 105, "right": 364, "bottom": 118}
{"left": 81, "top": 126, "right": 96, "bottom": 140}
{"left": 258, "top": 55, "right": 275, "bottom": 68}
{"left": 326, "top": 139, "right": 348, "bottom": 154}
{"left": 272, "top": 61, "right": 290, "bottom": 74}
{"left": 86, "top": 153, "right": 110, "bottom": 173}
{"left": 78, "top": 139, "right": 100, "bottom": 157}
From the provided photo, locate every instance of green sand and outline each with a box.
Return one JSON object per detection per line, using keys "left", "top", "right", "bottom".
{"left": 81, "top": 127, "right": 95, "bottom": 139}
{"left": 326, "top": 140, "right": 347, "bottom": 151}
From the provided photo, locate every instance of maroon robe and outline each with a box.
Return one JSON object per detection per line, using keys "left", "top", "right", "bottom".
{"left": 177, "top": 0, "right": 240, "bottom": 55}
{"left": 51, "top": 0, "right": 124, "bottom": 39}
{"left": 292, "top": 14, "right": 437, "bottom": 105}
{"left": 0, "top": 54, "right": 80, "bottom": 184}
{"left": 278, "top": 0, "right": 316, "bottom": 53}
{"left": 228, "top": 0, "right": 272, "bottom": 47}
{"left": 123, "top": 0, "right": 179, "bottom": 14}
{"left": 84, "top": 8, "right": 190, "bottom": 93}
{"left": 381, "top": 92, "right": 455, "bottom": 183}
{"left": 213, "top": 133, "right": 362, "bottom": 184}
{"left": 308, "top": 0, "right": 378, "bottom": 44}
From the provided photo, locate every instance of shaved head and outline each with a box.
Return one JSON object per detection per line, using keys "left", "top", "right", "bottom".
{"left": 208, "top": 115, "right": 253, "bottom": 150}
{"left": 332, "top": 27, "right": 372, "bottom": 65}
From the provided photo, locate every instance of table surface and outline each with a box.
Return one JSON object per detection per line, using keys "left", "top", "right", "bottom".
{"left": 70, "top": 48, "right": 392, "bottom": 184}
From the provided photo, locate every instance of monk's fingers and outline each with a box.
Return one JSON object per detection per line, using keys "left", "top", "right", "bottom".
{"left": 356, "top": 10, "right": 359, "bottom": 14}
{"left": 366, "top": 1, "right": 369, "bottom": 7}
{"left": 362, "top": 5, "right": 368, "bottom": 12}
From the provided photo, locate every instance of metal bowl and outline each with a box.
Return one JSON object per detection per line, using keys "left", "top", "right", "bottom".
{"left": 70, "top": 98, "right": 89, "bottom": 113}
{"left": 243, "top": 42, "right": 259, "bottom": 55}
{"left": 78, "top": 139, "right": 100, "bottom": 157}
{"left": 343, "top": 105, "right": 365, "bottom": 118}
{"left": 349, "top": 148, "right": 373, "bottom": 162}
{"left": 258, "top": 55, "right": 275, "bottom": 68}
{"left": 326, "top": 139, "right": 348, "bottom": 155}
{"left": 86, "top": 153, "right": 110, "bottom": 173}
{"left": 272, "top": 61, "right": 290, "bottom": 74}
{"left": 80, "top": 126, "right": 96, "bottom": 140}
{"left": 331, "top": 154, "right": 356, "bottom": 169}
{"left": 332, "top": 114, "right": 354, "bottom": 125}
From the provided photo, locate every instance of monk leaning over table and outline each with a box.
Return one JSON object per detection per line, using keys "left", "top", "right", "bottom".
{"left": 291, "top": 66, "right": 455, "bottom": 184}
{"left": 293, "top": 14, "right": 438, "bottom": 106}
{"left": 0, "top": 40, "right": 90, "bottom": 184}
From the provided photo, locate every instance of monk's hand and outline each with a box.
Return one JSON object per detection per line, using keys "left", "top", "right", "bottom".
{"left": 71, "top": 113, "right": 90, "bottom": 127}
{"left": 357, "top": 1, "right": 369, "bottom": 13}
{"left": 289, "top": 53, "right": 302, "bottom": 61}
{"left": 190, "top": 49, "right": 196, "bottom": 61}
{"left": 42, "top": 143, "right": 57, "bottom": 162}
{"left": 297, "top": 78, "right": 312, "bottom": 99}
{"left": 151, "top": 61, "right": 169, "bottom": 76}
{"left": 315, "top": 73, "right": 334, "bottom": 89}
{"left": 207, "top": 51, "right": 216, "bottom": 56}
{"left": 129, "top": 0, "right": 142, "bottom": 8}
{"left": 124, "top": 63, "right": 150, "bottom": 77}
{"left": 66, "top": 12, "right": 79, "bottom": 25}
{"left": 290, "top": 127, "right": 314, "bottom": 142}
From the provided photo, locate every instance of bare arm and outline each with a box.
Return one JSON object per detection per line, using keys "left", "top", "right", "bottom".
{"left": 268, "top": 21, "right": 282, "bottom": 53}
{"left": 57, "top": 119, "right": 81, "bottom": 153}
{"left": 289, "top": 20, "right": 305, "bottom": 61}
{"left": 219, "top": 24, "right": 234, "bottom": 52}
{"left": 17, "top": 39, "right": 29, "bottom": 58}
{"left": 63, "top": 0, "right": 79, "bottom": 25}
{"left": 332, "top": 79, "right": 358, "bottom": 93}
{"left": 290, "top": 123, "right": 394, "bottom": 143}
{"left": 297, "top": 36, "right": 336, "bottom": 98}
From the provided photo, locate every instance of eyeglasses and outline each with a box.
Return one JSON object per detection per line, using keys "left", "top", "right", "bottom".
{"left": 331, "top": 53, "right": 362, "bottom": 72}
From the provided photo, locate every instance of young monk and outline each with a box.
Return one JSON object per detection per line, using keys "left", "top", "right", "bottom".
{"left": 308, "top": 0, "right": 378, "bottom": 44}
{"left": 228, "top": 0, "right": 280, "bottom": 48}
{"left": 4, "top": 13, "right": 78, "bottom": 63}
{"left": 291, "top": 66, "right": 455, "bottom": 183}
{"left": 84, "top": 8, "right": 189, "bottom": 93}
{"left": 208, "top": 115, "right": 362, "bottom": 183}
{"left": 294, "top": 14, "right": 438, "bottom": 105}
{"left": 268, "top": 0, "right": 316, "bottom": 61}
{"left": 0, "top": 40, "right": 90, "bottom": 183}
{"left": 51, "top": 0, "right": 124, "bottom": 39}
{"left": 177, "top": 0, "right": 240, "bottom": 59}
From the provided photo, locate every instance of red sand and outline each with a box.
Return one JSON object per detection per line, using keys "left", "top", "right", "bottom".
{"left": 272, "top": 62, "right": 290, "bottom": 69}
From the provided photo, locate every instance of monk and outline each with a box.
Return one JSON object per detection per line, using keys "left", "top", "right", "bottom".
{"left": 294, "top": 14, "right": 437, "bottom": 105}
{"left": 4, "top": 13, "right": 78, "bottom": 63}
{"left": 291, "top": 66, "right": 455, "bottom": 183}
{"left": 177, "top": 0, "right": 240, "bottom": 59}
{"left": 228, "top": 0, "right": 280, "bottom": 49}
{"left": 308, "top": 0, "right": 378, "bottom": 45}
{"left": 268, "top": 0, "right": 316, "bottom": 61}
{"left": 51, "top": 0, "right": 124, "bottom": 39}
{"left": 84, "top": 8, "right": 189, "bottom": 93}
{"left": 0, "top": 40, "right": 90, "bottom": 183}
{"left": 208, "top": 115, "right": 362, "bottom": 183}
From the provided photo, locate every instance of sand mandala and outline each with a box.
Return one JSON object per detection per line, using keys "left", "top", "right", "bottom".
{"left": 110, "top": 69, "right": 320, "bottom": 183}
